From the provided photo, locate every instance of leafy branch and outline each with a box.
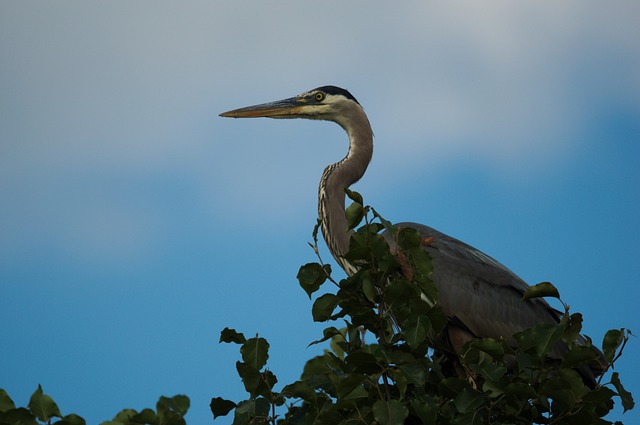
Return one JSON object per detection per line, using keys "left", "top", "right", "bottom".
{"left": 0, "top": 386, "right": 189, "bottom": 425}
{"left": 212, "top": 193, "right": 634, "bottom": 425}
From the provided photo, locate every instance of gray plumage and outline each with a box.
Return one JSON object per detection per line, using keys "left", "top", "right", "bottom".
{"left": 390, "top": 222, "right": 561, "bottom": 341}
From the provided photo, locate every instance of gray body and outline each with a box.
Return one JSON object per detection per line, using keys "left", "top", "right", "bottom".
{"left": 388, "top": 222, "right": 561, "bottom": 343}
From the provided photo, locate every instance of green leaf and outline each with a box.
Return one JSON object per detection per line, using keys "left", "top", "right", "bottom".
{"left": 560, "top": 345, "right": 598, "bottom": 368}
{"left": 281, "top": 381, "right": 317, "bottom": 401}
{"left": 308, "top": 326, "right": 341, "bottom": 347}
{"left": 131, "top": 408, "right": 158, "bottom": 424}
{"left": 234, "top": 398, "right": 270, "bottom": 424}
{"left": 312, "top": 293, "right": 339, "bottom": 322}
{"left": 369, "top": 233, "right": 392, "bottom": 259}
{"left": 582, "top": 386, "right": 616, "bottom": 403}
{"left": 345, "top": 188, "right": 363, "bottom": 205}
{"left": 362, "top": 276, "right": 376, "bottom": 302}
{"left": 384, "top": 280, "right": 419, "bottom": 313}
{"left": 372, "top": 208, "right": 396, "bottom": 234}
{"left": 345, "top": 351, "right": 380, "bottom": 374}
{"left": 539, "top": 368, "right": 585, "bottom": 410}
{"left": 342, "top": 245, "right": 371, "bottom": 262}
{"left": 157, "top": 395, "right": 190, "bottom": 417}
{"left": 561, "top": 312, "right": 583, "bottom": 344}
{"left": 297, "top": 262, "right": 329, "bottom": 298}
{"left": 397, "top": 227, "right": 422, "bottom": 249}
{"left": 467, "top": 338, "right": 507, "bottom": 359}
{"left": 453, "top": 387, "right": 485, "bottom": 413}
{"left": 503, "top": 382, "right": 536, "bottom": 398}
{"left": 398, "top": 363, "right": 426, "bottom": 387}
{"left": 373, "top": 399, "right": 408, "bottom": 425}
{"left": 438, "top": 378, "right": 469, "bottom": 399}
{"left": 330, "top": 333, "right": 347, "bottom": 360}
{"left": 602, "top": 329, "right": 624, "bottom": 363}
{"left": 337, "top": 375, "right": 368, "bottom": 400}
{"left": 409, "top": 397, "right": 437, "bottom": 424}
{"left": 481, "top": 378, "right": 505, "bottom": 398}
{"left": 469, "top": 362, "right": 507, "bottom": 382}
{"left": 0, "top": 389, "right": 16, "bottom": 412}
{"left": 389, "top": 369, "right": 408, "bottom": 398}
{"left": 0, "top": 407, "right": 38, "bottom": 425}
{"left": 210, "top": 397, "right": 236, "bottom": 419}
{"left": 342, "top": 385, "right": 369, "bottom": 401}
{"left": 310, "top": 355, "right": 347, "bottom": 398}
{"left": 28, "top": 385, "right": 62, "bottom": 422}
{"left": 56, "top": 413, "right": 86, "bottom": 425}
{"left": 109, "top": 408, "right": 137, "bottom": 423}
{"left": 236, "top": 362, "right": 277, "bottom": 399}
{"left": 403, "top": 315, "right": 431, "bottom": 349}
{"left": 611, "top": 372, "right": 635, "bottom": 412}
{"left": 452, "top": 410, "right": 485, "bottom": 425}
{"left": 522, "top": 281, "right": 560, "bottom": 301}
{"left": 301, "top": 355, "right": 332, "bottom": 383}
{"left": 241, "top": 337, "right": 270, "bottom": 370}
{"left": 514, "top": 323, "right": 564, "bottom": 357}
{"left": 219, "top": 327, "right": 246, "bottom": 344}
{"left": 345, "top": 201, "right": 365, "bottom": 230}
{"left": 427, "top": 306, "right": 448, "bottom": 334}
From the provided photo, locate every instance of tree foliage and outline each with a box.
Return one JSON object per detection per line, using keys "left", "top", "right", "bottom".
{"left": 0, "top": 195, "right": 633, "bottom": 424}
{"left": 0, "top": 387, "right": 189, "bottom": 425}
{"left": 211, "top": 194, "right": 634, "bottom": 425}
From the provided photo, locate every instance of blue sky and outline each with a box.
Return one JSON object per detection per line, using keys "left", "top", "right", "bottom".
{"left": 1, "top": 1, "right": 639, "bottom": 423}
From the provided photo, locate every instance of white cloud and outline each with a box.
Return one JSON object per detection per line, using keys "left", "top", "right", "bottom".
{"left": 1, "top": 0, "right": 639, "bottom": 263}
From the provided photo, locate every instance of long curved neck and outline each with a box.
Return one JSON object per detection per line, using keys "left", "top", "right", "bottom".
{"left": 318, "top": 105, "right": 373, "bottom": 274}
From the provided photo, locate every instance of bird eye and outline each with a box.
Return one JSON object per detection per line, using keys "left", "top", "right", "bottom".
{"left": 314, "top": 92, "right": 325, "bottom": 102}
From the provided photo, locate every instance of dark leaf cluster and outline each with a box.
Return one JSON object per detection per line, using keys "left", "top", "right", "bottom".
{"left": 0, "top": 386, "right": 189, "bottom": 425}
{"left": 212, "top": 193, "right": 634, "bottom": 425}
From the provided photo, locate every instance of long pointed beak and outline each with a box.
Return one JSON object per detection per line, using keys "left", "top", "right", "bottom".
{"left": 219, "top": 96, "right": 304, "bottom": 118}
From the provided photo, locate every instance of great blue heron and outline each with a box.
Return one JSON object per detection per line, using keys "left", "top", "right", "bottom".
{"left": 220, "top": 85, "right": 605, "bottom": 385}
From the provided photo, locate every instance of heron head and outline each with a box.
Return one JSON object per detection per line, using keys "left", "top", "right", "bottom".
{"left": 219, "top": 86, "right": 361, "bottom": 122}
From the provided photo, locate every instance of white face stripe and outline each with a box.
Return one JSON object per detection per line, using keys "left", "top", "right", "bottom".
{"left": 292, "top": 91, "right": 359, "bottom": 119}
{"left": 298, "top": 89, "right": 345, "bottom": 103}
{"left": 298, "top": 86, "right": 360, "bottom": 105}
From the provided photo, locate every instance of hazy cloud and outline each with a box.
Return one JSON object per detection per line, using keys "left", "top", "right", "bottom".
{"left": 1, "top": 0, "right": 639, "bottom": 265}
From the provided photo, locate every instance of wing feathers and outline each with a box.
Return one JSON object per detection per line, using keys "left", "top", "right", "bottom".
{"left": 388, "top": 222, "right": 561, "bottom": 342}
